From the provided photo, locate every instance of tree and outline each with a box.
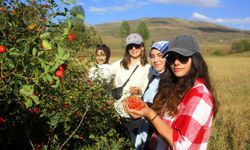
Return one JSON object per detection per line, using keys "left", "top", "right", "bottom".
{"left": 119, "top": 21, "right": 130, "bottom": 48}
{"left": 137, "top": 21, "right": 149, "bottom": 41}
{"left": 120, "top": 21, "right": 130, "bottom": 39}
{"left": 231, "top": 39, "right": 250, "bottom": 53}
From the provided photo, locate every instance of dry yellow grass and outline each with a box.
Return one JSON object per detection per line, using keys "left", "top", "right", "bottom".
{"left": 206, "top": 57, "right": 250, "bottom": 107}
{"left": 206, "top": 57, "right": 250, "bottom": 149}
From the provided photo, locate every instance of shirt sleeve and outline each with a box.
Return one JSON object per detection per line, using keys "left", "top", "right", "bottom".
{"left": 172, "top": 86, "right": 213, "bottom": 150}
{"left": 110, "top": 59, "right": 121, "bottom": 75}
{"left": 88, "top": 67, "right": 95, "bottom": 79}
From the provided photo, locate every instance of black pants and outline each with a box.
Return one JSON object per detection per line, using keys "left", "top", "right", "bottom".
{"left": 123, "top": 118, "right": 142, "bottom": 146}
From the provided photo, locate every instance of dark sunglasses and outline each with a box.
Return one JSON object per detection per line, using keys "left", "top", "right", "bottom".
{"left": 127, "top": 44, "right": 141, "bottom": 50}
{"left": 96, "top": 44, "right": 105, "bottom": 48}
{"left": 167, "top": 53, "right": 190, "bottom": 64}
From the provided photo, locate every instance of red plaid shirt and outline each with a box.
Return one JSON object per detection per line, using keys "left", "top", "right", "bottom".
{"left": 151, "top": 78, "right": 214, "bottom": 150}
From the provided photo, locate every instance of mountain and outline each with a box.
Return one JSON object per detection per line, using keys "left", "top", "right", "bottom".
{"left": 93, "top": 17, "right": 250, "bottom": 55}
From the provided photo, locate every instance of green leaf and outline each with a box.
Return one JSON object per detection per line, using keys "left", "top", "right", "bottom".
{"left": 46, "top": 73, "right": 53, "bottom": 82}
{"left": 49, "top": 113, "right": 61, "bottom": 127}
{"left": 42, "top": 75, "right": 47, "bottom": 83}
{"left": 74, "top": 135, "right": 80, "bottom": 139}
{"left": 32, "top": 47, "right": 37, "bottom": 57}
{"left": 67, "top": 19, "right": 72, "bottom": 29}
{"left": 54, "top": 135, "right": 59, "bottom": 141}
{"left": 44, "top": 65, "right": 50, "bottom": 72}
{"left": 7, "top": 61, "right": 15, "bottom": 69}
{"left": 60, "top": 1, "right": 70, "bottom": 5}
{"left": 52, "top": 77, "right": 60, "bottom": 88}
{"left": 50, "top": 60, "right": 63, "bottom": 72}
{"left": 40, "top": 32, "right": 51, "bottom": 40}
{"left": 41, "top": 61, "right": 50, "bottom": 72}
{"left": 24, "top": 98, "right": 33, "bottom": 108}
{"left": 57, "top": 45, "right": 65, "bottom": 57}
{"left": 16, "top": 38, "right": 28, "bottom": 43}
{"left": 20, "top": 85, "right": 34, "bottom": 97}
{"left": 60, "top": 52, "right": 70, "bottom": 61}
{"left": 30, "top": 95, "right": 40, "bottom": 105}
{"left": 89, "top": 134, "right": 95, "bottom": 139}
{"left": 63, "top": 28, "right": 69, "bottom": 36}
{"left": 76, "top": 13, "right": 84, "bottom": 20}
{"left": 54, "top": 35, "right": 65, "bottom": 42}
{"left": 9, "top": 52, "right": 21, "bottom": 57}
{"left": 69, "top": 0, "right": 76, "bottom": 3}
{"left": 42, "top": 40, "right": 52, "bottom": 50}
{"left": 61, "top": 0, "right": 75, "bottom": 4}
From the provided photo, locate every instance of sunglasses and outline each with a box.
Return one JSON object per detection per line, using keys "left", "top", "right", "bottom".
{"left": 167, "top": 53, "right": 190, "bottom": 64}
{"left": 127, "top": 44, "right": 141, "bottom": 50}
{"left": 96, "top": 44, "right": 105, "bottom": 48}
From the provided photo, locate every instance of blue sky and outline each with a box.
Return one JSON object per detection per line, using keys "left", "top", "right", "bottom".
{"left": 61, "top": 0, "right": 250, "bottom": 30}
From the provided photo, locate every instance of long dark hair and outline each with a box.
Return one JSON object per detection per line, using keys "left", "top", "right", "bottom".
{"left": 152, "top": 53, "right": 219, "bottom": 118}
{"left": 121, "top": 43, "right": 148, "bottom": 69}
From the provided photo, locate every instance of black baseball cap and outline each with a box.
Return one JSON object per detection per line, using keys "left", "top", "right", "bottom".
{"left": 164, "top": 34, "right": 200, "bottom": 57}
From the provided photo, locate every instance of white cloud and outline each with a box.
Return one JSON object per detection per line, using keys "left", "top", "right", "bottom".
{"left": 89, "top": 6, "right": 128, "bottom": 14}
{"left": 150, "top": 0, "right": 220, "bottom": 7}
{"left": 191, "top": 12, "right": 216, "bottom": 23}
{"left": 88, "top": 0, "right": 219, "bottom": 14}
{"left": 89, "top": 1, "right": 149, "bottom": 14}
{"left": 192, "top": 12, "right": 250, "bottom": 25}
{"left": 89, "top": 6, "right": 108, "bottom": 14}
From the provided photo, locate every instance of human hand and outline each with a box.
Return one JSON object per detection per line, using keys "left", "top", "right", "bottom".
{"left": 123, "top": 96, "right": 149, "bottom": 119}
{"left": 129, "top": 86, "right": 142, "bottom": 95}
{"left": 124, "top": 102, "right": 145, "bottom": 119}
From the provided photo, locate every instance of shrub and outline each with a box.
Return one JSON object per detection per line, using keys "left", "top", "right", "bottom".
{"left": 231, "top": 39, "right": 250, "bottom": 53}
{"left": 0, "top": 0, "right": 127, "bottom": 149}
{"left": 210, "top": 50, "right": 224, "bottom": 56}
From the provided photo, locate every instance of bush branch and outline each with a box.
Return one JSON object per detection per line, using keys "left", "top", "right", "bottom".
{"left": 59, "top": 107, "right": 89, "bottom": 150}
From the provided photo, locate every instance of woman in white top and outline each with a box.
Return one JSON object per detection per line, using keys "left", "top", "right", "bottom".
{"left": 111, "top": 33, "right": 150, "bottom": 145}
{"left": 89, "top": 44, "right": 112, "bottom": 83}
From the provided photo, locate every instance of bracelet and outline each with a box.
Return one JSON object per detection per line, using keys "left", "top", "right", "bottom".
{"left": 150, "top": 113, "right": 158, "bottom": 121}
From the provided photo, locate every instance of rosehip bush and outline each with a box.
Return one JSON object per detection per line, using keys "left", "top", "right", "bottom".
{"left": 0, "top": 0, "right": 127, "bottom": 149}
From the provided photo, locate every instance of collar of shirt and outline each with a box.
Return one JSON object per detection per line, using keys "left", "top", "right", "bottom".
{"left": 150, "top": 67, "right": 163, "bottom": 79}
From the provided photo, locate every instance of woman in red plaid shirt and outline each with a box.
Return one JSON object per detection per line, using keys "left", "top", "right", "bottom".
{"left": 124, "top": 34, "right": 219, "bottom": 150}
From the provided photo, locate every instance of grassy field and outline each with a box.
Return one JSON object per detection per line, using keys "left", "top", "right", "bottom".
{"left": 206, "top": 56, "right": 250, "bottom": 150}
{"left": 109, "top": 55, "right": 250, "bottom": 149}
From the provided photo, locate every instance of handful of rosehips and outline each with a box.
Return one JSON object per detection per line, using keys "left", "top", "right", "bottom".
{"left": 124, "top": 95, "right": 145, "bottom": 110}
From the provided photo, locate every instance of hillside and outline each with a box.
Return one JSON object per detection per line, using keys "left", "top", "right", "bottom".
{"left": 93, "top": 17, "right": 250, "bottom": 55}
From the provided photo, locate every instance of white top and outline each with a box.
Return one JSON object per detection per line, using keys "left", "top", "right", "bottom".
{"left": 111, "top": 59, "right": 150, "bottom": 117}
{"left": 88, "top": 64, "right": 112, "bottom": 83}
